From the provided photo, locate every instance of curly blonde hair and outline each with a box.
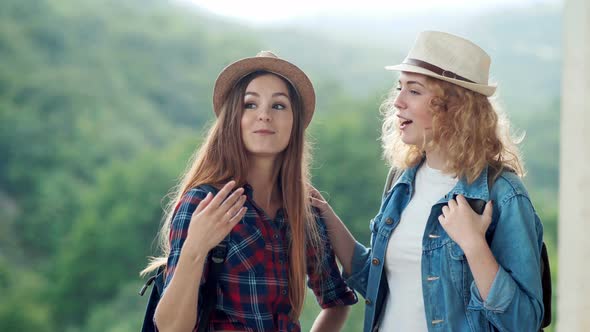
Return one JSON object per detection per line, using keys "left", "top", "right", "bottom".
{"left": 380, "top": 74, "right": 524, "bottom": 183}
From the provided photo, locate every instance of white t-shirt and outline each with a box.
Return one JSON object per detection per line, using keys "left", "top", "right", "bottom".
{"left": 378, "top": 163, "right": 458, "bottom": 331}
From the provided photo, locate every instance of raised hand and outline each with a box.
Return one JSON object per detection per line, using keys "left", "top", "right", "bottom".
{"left": 438, "top": 195, "right": 493, "bottom": 252}
{"left": 183, "top": 181, "right": 247, "bottom": 258}
{"left": 309, "top": 186, "right": 333, "bottom": 216}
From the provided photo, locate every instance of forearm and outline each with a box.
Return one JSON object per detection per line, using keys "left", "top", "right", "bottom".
{"left": 466, "top": 195, "right": 544, "bottom": 330}
{"left": 322, "top": 208, "right": 357, "bottom": 276}
{"left": 465, "top": 231, "right": 543, "bottom": 329}
{"left": 464, "top": 239, "right": 499, "bottom": 301}
{"left": 154, "top": 250, "right": 206, "bottom": 332}
{"left": 309, "top": 306, "right": 350, "bottom": 332}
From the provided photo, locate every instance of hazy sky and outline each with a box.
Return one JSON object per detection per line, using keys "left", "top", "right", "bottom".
{"left": 186, "top": 0, "right": 560, "bottom": 23}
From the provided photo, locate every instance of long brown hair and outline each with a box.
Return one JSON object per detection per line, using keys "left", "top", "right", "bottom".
{"left": 381, "top": 74, "right": 524, "bottom": 183}
{"left": 142, "top": 71, "right": 322, "bottom": 318}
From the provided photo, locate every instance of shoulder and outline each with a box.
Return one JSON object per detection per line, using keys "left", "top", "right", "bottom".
{"left": 173, "top": 184, "right": 218, "bottom": 215}
{"left": 490, "top": 170, "right": 531, "bottom": 205}
{"left": 180, "top": 184, "right": 218, "bottom": 201}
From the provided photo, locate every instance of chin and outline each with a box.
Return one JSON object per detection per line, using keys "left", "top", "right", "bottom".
{"left": 247, "top": 149, "right": 285, "bottom": 157}
{"left": 400, "top": 136, "right": 415, "bottom": 145}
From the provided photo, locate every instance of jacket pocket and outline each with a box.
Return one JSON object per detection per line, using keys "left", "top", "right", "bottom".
{"left": 446, "top": 241, "right": 468, "bottom": 297}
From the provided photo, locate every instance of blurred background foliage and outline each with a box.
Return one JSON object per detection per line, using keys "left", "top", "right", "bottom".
{"left": 0, "top": 0, "right": 559, "bottom": 330}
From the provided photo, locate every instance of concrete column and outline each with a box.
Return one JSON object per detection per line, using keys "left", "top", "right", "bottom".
{"left": 558, "top": 0, "right": 590, "bottom": 330}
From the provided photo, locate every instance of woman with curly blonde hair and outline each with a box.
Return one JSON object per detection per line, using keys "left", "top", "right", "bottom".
{"left": 311, "top": 31, "right": 544, "bottom": 332}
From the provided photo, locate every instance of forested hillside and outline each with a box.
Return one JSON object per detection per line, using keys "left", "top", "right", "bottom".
{"left": 0, "top": 0, "right": 559, "bottom": 330}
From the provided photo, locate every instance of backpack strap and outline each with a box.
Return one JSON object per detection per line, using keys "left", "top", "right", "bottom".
{"left": 139, "top": 184, "right": 231, "bottom": 332}
{"left": 139, "top": 266, "right": 165, "bottom": 332}
{"left": 382, "top": 167, "right": 402, "bottom": 199}
{"left": 539, "top": 242, "right": 552, "bottom": 329}
{"left": 197, "top": 234, "right": 229, "bottom": 332}
{"left": 192, "top": 184, "right": 229, "bottom": 332}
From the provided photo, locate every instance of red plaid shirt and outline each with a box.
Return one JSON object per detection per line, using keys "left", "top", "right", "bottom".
{"left": 164, "top": 184, "right": 357, "bottom": 332}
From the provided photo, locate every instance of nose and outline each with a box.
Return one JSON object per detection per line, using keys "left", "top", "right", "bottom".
{"left": 393, "top": 92, "right": 406, "bottom": 110}
{"left": 257, "top": 106, "right": 272, "bottom": 122}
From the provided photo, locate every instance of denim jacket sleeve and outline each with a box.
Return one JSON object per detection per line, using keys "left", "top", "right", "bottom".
{"left": 342, "top": 212, "right": 382, "bottom": 298}
{"left": 342, "top": 240, "right": 372, "bottom": 298}
{"left": 467, "top": 193, "right": 544, "bottom": 331}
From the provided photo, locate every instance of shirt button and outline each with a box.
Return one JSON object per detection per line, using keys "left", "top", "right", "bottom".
{"left": 372, "top": 258, "right": 380, "bottom": 265}
{"left": 365, "top": 298, "right": 372, "bottom": 305}
{"left": 273, "top": 234, "right": 279, "bottom": 239}
{"left": 279, "top": 259, "right": 284, "bottom": 264}
{"left": 385, "top": 217, "right": 393, "bottom": 225}
{"left": 281, "top": 289, "right": 287, "bottom": 295}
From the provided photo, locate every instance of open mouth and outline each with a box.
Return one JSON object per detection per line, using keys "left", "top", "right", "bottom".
{"left": 400, "top": 119, "right": 413, "bottom": 129}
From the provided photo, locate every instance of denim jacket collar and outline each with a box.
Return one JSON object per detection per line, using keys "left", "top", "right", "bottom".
{"left": 444, "top": 164, "right": 490, "bottom": 202}
{"left": 392, "top": 158, "right": 491, "bottom": 204}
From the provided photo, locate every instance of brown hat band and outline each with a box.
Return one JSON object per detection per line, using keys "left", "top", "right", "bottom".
{"left": 403, "top": 58, "right": 475, "bottom": 84}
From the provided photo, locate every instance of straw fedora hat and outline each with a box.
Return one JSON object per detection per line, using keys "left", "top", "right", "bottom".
{"left": 386, "top": 31, "right": 497, "bottom": 96}
{"left": 213, "top": 51, "right": 316, "bottom": 128}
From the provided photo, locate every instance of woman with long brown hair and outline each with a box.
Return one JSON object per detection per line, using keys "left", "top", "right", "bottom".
{"left": 312, "top": 31, "right": 545, "bottom": 331}
{"left": 142, "top": 51, "right": 356, "bottom": 332}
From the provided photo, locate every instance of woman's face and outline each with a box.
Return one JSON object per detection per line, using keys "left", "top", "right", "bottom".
{"left": 394, "top": 72, "right": 435, "bottom": 148}
{"left": 241, "top": 74, "right": 294, "bottom": 158}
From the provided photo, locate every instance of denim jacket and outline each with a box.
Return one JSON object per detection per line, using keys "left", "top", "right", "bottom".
{"left": 345, "top": 162, "right": 544, "bottom": 332}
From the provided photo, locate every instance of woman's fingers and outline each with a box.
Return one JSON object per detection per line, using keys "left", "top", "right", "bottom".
{"left": 310, "top": 196, "right": 323, "bottom": 208}
{"left": 483, "top": 200, "right": 493, "bottom": 218}
{"left": 482, "top": 201, "right": 494, "bottom": 228}
{"left": 209, "top": 181, "right": 236, "bottom": 209}
{"left": 219, "top": 187, "right": 245, "bottom": 214}
{"left": 441, "top": 205, "right": 450, "bottom": 216}
{"left": 225, "top": 195, "right": 247, "bottom": 220}
{"left": 309, "top": 186, "right": 321, "bottom": 198}
{"left": 232, "top": 207, "right": 247, "bottom": 223}
{"left": 217, "top": 205, "right": 247, "bottom": 243}
{"left": 194, "top": 192, "right": 213, "bottom": 214}
{"left": 447, "top": 197, "right": 458, "bottom": 209}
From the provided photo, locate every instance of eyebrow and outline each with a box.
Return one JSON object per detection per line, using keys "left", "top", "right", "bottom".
{"left": 398, "top": 80, "right": 426, "bottom": 88}
{"left": 245, "top": 92, "right": 290, "bottom": 98}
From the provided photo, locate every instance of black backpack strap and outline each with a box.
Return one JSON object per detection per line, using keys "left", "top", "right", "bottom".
{"left": 139, "top": 183, "right": 234, "bottom": 332}
{"left": 197, "top": 235, "right": 229, "bottom": 332}
{"left": 139, "top": 238, "right": 230, "bottom": 332}
{"left": 539, "top": 242, "right": 552, "bottom": 329}
{"left": 191, "top": 183, "right": 230, "bottom": 332}
{"left": 139, "top": 266, "right": 165, "bottom": 332}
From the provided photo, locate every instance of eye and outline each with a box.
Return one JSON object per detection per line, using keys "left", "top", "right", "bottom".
{"left": 273, "top": 103, "right": 287, "bottom": 110}
{"left": 395, "top": 86, "right": 402, "bottom": 91}
{"left": 410, "top": 90, "right": 421, "bottom": 95}
{"left": 244, "top": 102, "right": 256, "bottom": 109}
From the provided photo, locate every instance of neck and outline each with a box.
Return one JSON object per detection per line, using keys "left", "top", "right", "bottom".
{"left": 424, "top": 148, "right": 449, "bottom": 172}
{"left": 246, "top": 155, "right": 282, "bottom": 209}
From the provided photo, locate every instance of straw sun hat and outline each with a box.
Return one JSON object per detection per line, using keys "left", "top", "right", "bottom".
{"left": 213, "top": 51, "right": 316, "bottom": 128}
{"left": 386, "top": 31, "right": 497, "bottom": 96}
